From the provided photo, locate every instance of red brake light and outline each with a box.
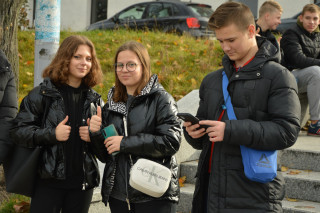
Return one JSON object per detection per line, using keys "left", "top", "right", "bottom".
{"left": 186, "top": 17, "right": 200, "bottom": 28}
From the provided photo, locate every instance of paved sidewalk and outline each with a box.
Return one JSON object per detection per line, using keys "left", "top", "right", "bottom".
{"left": 89, "top": 190, "right": 110, "bottom": 213}
{"left": 89, "top": 160, "right": 110, "bottom": 213}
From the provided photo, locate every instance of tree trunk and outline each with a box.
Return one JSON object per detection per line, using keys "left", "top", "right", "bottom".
{"left": 0, "top": 0, "right": 24, "bottom": 91}
{"left": 0, "top": 0, "right": 24, "bottom": 200}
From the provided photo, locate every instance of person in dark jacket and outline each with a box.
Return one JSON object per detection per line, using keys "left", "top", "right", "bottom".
{"left": 0, "top": 49, "right": 18, "bottom": 164}
{"left": 10, "top": 35, "right": 104, "bottom": 213}
{"left": 256, "top": 0, "right": 283, "bottom": 41}
{"left": 281, "top": 3, "right": 320, "bottom": 136}
{"left": 183, "top": 2, "right": 301, "bottom": 213}
{"left": 89, "top": 41, "right": 181, "bottom": 213}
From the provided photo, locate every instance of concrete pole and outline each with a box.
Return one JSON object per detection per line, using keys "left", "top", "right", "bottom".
{"left": 34, "top": 0, "right": 61, "bottom": 87}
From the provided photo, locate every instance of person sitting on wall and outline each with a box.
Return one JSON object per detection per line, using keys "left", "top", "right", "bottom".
{"left": 256, "top": 0, "right": 283, "bottom": 41}
{"left": 281, "top": 3, "right": 320, "bottom": 136}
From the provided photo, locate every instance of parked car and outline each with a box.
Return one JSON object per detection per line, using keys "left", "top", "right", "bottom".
{"left": 87, "top": 0, "right": 215, "bottom": 38}
{"left": 275, "top": 2, "right": 320, "bottom": 34}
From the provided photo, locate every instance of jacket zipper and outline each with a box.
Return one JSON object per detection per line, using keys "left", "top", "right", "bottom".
{"left": 82, "top": 117, "right": 87, "bottom": 190}
{"left": 123, "top": 116, "right": 131, "bottom": 210}
{"left": 81, "top": 93, "right": 100, "bottom": 190}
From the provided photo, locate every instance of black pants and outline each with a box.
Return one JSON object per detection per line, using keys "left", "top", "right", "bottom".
{"left": 109, "top": 197, "right": 177, "bottom": 213}
{"left": 30, "top": 183, "right": 93, "bottom": 213}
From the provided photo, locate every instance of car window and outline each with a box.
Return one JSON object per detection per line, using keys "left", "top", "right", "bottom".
{"left": 188, "top": 5, "right": 213, "bottom": 18}
{"left": 172, "top": 4, "right": 180, "bottom": 16}
{"left": 118, "top": 4, "right": 147, "bottom": 20}
{"left": 146, "top": 3, "right": 163, "bottom": 18}
{"left": 160, "top": 3, "right": 180, "bottom": 17}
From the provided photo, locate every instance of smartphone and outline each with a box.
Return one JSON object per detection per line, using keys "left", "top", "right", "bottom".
{"left": 101, "top": 124, "right": 119, "bottom": 156}
{"left": 177, "top": 113, "right": 209, "bottom": 129}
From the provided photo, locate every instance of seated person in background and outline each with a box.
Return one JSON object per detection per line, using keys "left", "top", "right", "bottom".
{"left": 281, "top": 3, "right": 320, "bottom": 136}
{"left": 256, "top": 0, "right": 283, "bottom": 41}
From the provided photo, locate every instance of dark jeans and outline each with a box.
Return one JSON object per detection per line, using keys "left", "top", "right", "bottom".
{"left": 30, "top": 183, "right": 93, "bottom": 213}
{"left": 109, "top": 196, "right": 177, "bottom": 213}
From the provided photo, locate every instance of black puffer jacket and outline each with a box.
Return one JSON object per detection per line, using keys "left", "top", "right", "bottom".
{"left": 10, "top": 78, "right": 103, "bottom": 190}
{"left": 281, "top": 21, "right": 320, "bottom": 70}
{"left": 0, "top": 50, "right": 18, "bottom": 163}
{"left": 91, "top": 74, "right": 181, "bottom": 205}
{"left": 184, "top": 37, "right": 301, "bottom": 213}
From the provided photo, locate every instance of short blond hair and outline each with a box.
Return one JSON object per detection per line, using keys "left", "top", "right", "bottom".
{"left": 259, "top": 1, "right": 283, "bottom": 18}
{"left": 301, "top": 4, "right": 320, "bottom": 16}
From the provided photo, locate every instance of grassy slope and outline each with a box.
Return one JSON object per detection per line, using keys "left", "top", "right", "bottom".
{"left": 18, "top": 29, "right": 223, "bottom": 103}
{"left": 1, "top": 29, "right": 224, "bottom": 212}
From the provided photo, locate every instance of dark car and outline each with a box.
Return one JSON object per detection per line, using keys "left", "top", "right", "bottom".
{"left": 87, "top": 0, "right": 215, "bottom": 38}
{"left": 275, "top": 3, "right": 320, "bottom": 34}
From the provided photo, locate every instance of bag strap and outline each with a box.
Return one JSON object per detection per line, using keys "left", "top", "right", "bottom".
{"left": 222, "top": 71, "right": 237, "bottom": 121}
{"left": 208, "top": 73, "right": 232, "bottom": 173}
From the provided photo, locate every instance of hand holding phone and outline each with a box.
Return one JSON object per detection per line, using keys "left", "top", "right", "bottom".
{"left": 177, "top": 113, "right": 209, "bottom": 129}
{"left": 101, "top": 124, "right": 119, "bottom": 156}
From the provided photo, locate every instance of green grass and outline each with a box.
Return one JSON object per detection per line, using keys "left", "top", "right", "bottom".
{"left": 0, "top": 194, "right": 30, "bottom": 213}
{"left": 18, "top": 29, "right": 224, "bottom": 103}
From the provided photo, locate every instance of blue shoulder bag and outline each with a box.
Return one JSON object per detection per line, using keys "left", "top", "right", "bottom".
{"left": 222, "top": 71, "right": 277, "bottom": 183}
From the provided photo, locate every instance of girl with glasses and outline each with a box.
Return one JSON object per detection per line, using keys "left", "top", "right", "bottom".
{"left": 89, "top": 41, "right": 182, "bottom": 213}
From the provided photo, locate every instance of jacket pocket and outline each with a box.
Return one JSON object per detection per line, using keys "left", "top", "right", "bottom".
{"left": 225, "top": 155, "right": 272, "bottom": 209}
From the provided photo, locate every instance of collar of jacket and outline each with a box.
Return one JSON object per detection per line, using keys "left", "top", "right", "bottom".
{"left": 0, "top": 50, "right": 11, "bottom": 73}
{"left": 39, "top": 77, "right": 100, "bottom": 104}
{"left": 107, "top": 74, "right": 159, "bottom": 116}
{"left": 296, "top": 17, "right": 320, "bottom": 33}
{"left": 222, "top": 36, "right": 279, "bottom": 81}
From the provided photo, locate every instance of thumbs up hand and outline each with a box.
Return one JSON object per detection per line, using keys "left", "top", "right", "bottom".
{"left": 89, "top": 106, "right": 102, "bottom": 133}
{"left": 55, "top": 116, "right": 71, "bottom": 141}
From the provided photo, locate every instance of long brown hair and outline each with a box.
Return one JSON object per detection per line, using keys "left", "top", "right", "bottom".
{"left": 42, "top": 35, "right": 102, "bottom": 87}
{"left": 113, "top": 41, "right": 151, "bottom": 102}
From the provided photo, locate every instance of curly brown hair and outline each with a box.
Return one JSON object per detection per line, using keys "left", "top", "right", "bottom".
{"left": 42, "top": 35, "right": 102, "bottom": 87}
{"left": 113, "top": 41, "right": 151, "bottom": 103}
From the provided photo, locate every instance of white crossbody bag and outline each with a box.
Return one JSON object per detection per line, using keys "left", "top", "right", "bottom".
{"left": 123, "top": 117, "right": 172, "bottom": 198}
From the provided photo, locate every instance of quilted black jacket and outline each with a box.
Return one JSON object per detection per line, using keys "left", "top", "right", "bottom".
{"left": 10, "top": 78, "right": 103, "bottom": 190}
{"left": 90, "top": 74, "right": 182, "bottom": 205}
{"left": 184, "top": 37, "right": 301, "bottom": 213}
{"left": 0, "top": 50, "right": 18, "bottom": 163}
{"left": 281, "top": 21, "right": 320, "bottom": 70}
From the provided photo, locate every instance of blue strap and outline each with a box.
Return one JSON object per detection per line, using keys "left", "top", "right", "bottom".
{"left": 222, "top": 71, "right": 237, "bottom": 120}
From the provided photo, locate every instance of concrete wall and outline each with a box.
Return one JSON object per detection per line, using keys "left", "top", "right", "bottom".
{"left": 106, "top": 0, "right": 226, "bottom": 18}
{"left": 26, "top": 0, "right": 313, "bottom": 32}
{"left": 60, "top": 0, "right": 91, "bottom": 31}
{"left": 259, "top": 0, "right": 312, "bottom": 19}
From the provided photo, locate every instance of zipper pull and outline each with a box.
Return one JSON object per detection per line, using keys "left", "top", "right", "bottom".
{"left": 82, "top": 183, "right": 85, "bottom": 190}
{"left": 126, "top": 198, "right": 131, "bottom": 210}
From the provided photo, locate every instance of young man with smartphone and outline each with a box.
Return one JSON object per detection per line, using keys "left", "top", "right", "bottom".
{"left": 183, "top": 2, "right": 301, "bottom": 212}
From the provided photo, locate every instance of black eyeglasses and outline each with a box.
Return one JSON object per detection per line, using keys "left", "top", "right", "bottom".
{"left": 114, "top": 62, "right": 140, "bottom": 72}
